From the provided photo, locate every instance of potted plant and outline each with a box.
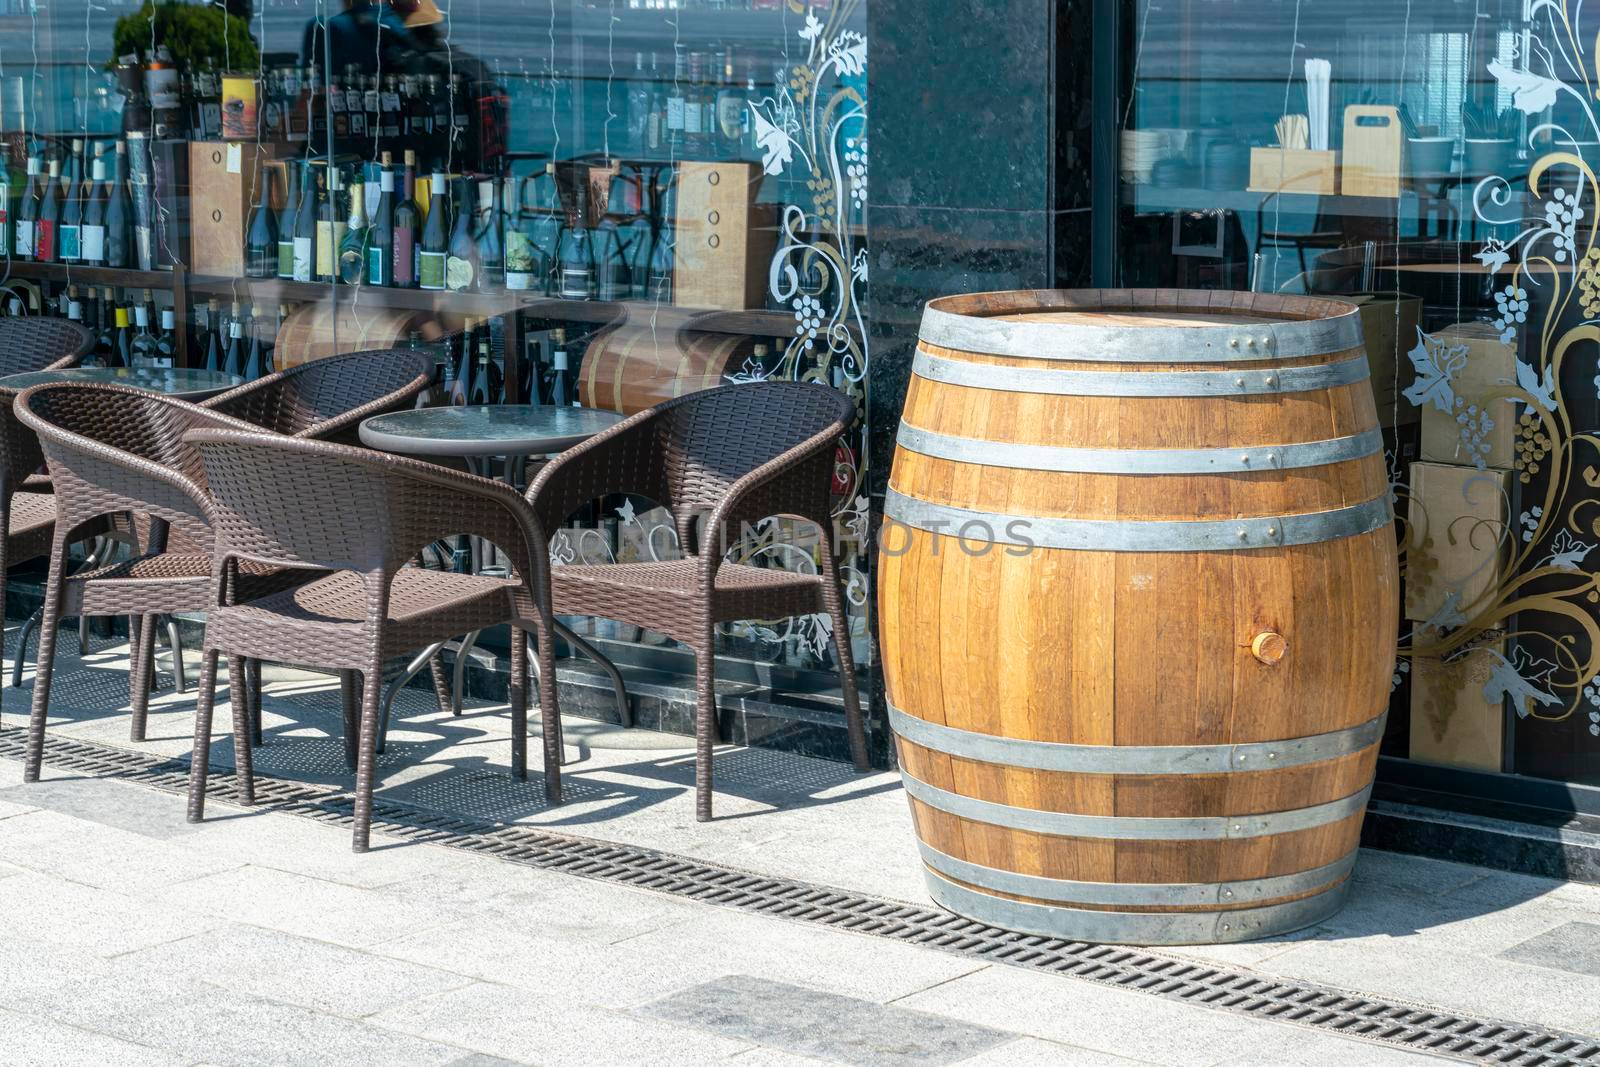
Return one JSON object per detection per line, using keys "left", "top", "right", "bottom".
{"left": 1463, "top": 102, "right": 1517, "bottom": 177}
{"left": 107, "top": 2, "right": 258, "bottom": 73}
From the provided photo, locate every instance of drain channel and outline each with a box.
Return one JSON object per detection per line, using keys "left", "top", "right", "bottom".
{"left": 4, "top": 729, "right": 1597, "bottom": 1066}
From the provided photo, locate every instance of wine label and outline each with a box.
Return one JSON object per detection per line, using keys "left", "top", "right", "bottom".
{"left": 14, "top": 220, "right": 32, "bottom": 258}
{"left": 34, "top": 219, "right": 54, "bottom": 260}
{"left": 559, "top": 268, "right": 591, "bottom": 299}
{"left": 419, "top": 250, "right": 446, "bottom": 290}
{"left": 292, "top": 235, "right": 313, "bottom": 281}
{"left": 80, "top": 223, "right": 105, "bottom": 263}
{"left": 367, "top": 245, "right": 391, "bottom": 285}
{"left": 278, "top": 237, "right": 294, "bottom": 277}
{"left": 59, "top": 223, "right": 80, "bottom": 261}
{"left": 682, "top": 101, "right": 702, "bottom": 135}
{"left": 718, "top": 96, "right": 743, "bottom": 138}
{"left": 445, "top": 255, "right": 473, "bottom": 291}
{"left": 505, "top": 271, "right": 532, "bottom": 291}
{"left": 667, "top": 97, "right": 685, "bottom": 131}
{"left": 393, "top": 230, "right": 415, "bottom": 286}
{"left": 315, "top": 221, "right": 335, "bottom": 278}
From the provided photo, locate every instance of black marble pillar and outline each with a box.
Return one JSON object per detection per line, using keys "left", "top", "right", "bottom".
{"left": 863, "top": 0, "right": 1093, "bottom": 758}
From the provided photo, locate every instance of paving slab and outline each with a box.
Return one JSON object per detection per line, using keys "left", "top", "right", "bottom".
{"left": 1501, "top": 919, "right": 1600, "bottom": 977}
{"left": 0, "top": 870, "right": 221, "bottom": 957}
{"left": 0, "top": 808, "right": 241, "bottom": 894}
{"left": 369, "top": 979, "right": 754, "bottom": 1065}
{"left": 0, "top": 1006, "right": 189, "bottom": 1067}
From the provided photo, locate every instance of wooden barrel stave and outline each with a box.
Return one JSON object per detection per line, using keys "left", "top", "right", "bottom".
{"left": 579, "top": 324, "right": 751, "bottom": 415}
{"left": 880, "top": 289, "right": 1397, "bottom": 944}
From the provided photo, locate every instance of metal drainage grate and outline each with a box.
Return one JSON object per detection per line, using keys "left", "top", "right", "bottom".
{"left": 5, "top": 731, "right": 1598, "bottom": 1066}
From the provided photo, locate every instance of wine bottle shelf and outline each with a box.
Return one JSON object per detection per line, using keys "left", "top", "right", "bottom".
{"left": 0, "top": 261, "right": 178, "bottom": 290}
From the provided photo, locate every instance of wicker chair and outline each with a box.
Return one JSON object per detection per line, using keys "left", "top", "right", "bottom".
{"left": 0, "top": 318, "right": 97, "bottom": 697}
{"left": 183, "top": 429, "right": 555, "bottom": 853}
{"left": 13, "top": 384, "right": 314, "bottom": 781}
{"left": 523, "top": 381, "right": 870, "bottom": 821}
{"left": 201, "top": 347, "right": 434, "bottom": 442}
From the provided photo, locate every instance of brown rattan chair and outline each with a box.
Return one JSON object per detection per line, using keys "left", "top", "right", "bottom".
{"left": 0, "top": 317, "right": 97, "bottom": 697}
{"left": 523, "top": 381, "right": 870, "bottom": 821}
{"left": 201, "top": 347, "right": 434, "bottom": 442}
{"left": 14, "top": 383, "right": 314, "bottom": 781}
{"left": 183, "top": 429, "right": 555, "bottom": 852}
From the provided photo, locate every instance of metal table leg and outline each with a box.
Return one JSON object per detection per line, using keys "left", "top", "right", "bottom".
{"left": 378, "top": 638, "right": 448, "bottom": 753}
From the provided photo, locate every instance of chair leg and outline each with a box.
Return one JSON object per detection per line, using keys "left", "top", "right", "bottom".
{"left": 128, "top": 615, "right": 155, "bottom": 743}
{"left": 509, "top": 628, "right": 528, "bottom": 781}
{"left": 185, "top": 649, "right": 222, "bottom": 822}
{"left": 427, "top": 652, "right": 451, "bottom": 715}
{"left": 818, "top": 553, "right": 870, "bottom": 773}
{"left": 352, "top": 660, "right": 384, "bottom": 853}
{"left": 248, "top": 659, "right": 263, "bottom": 747}
{"left": 339, "top": 670, "right": 360, "bottom": 771}
{"left": 529, "top": 623, "right": 563, "bottom": 801}
{"left": 0, "top": 541, "right": 8, "bottom": 723}
{"left": 77, "top": 614, "right": 88, "bottom": 656}
{"left": 693, "top": 630, "right": 717, "bottom": 822}
{"left": 22, "top": 550, "right": 69, "bottom": 783}
{"left": 164, "top": 617, "right": 188, "bottom": 693}
{"left": 226, "top": 656, "right": 255, "bottom": 806}
{"left": 10, "top": 609, "right": 36, "bottom": 688}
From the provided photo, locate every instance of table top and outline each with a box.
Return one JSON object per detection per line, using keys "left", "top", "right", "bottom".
{"left": 0, "top": 366, "right": 246, "bottom": 399}
{"left": 359, "top": 404, "right": 625, "bottom": 458}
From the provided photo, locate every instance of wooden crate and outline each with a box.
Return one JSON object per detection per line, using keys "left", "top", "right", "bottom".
{"left": 1340, "top": 105, "right": 1403, "bottom": 198}
{"left": 1409, "top": 631, "right": 1506, "bottom": 772}
{"left": 1349, "top": 292, "right": 1421, "bottom": 428}
{"left": 188, "top": 140, "right": 296, "bottom": 277}
{"left": 1247, "top": 148, "right": 1338, "bottom": 194}
{"left": 1404, "top": 462, "right": 1512, "bottom": 623}
{"left": 673, "top": 161, "right": 777, "bottom": 311}
{"left": 1420, "top": 321, "right": 1518, "bottom": 469}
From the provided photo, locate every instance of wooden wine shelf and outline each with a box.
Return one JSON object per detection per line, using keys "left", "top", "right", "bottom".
{"left": 0, "top": 261, "right": 179, "bottom": 290}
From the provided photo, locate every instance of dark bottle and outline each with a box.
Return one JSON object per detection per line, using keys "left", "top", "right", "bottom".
{"left": 337, "top": 170, "right": 367, "bottom": 285}
{"left": 476, "top": 178, "right": 504, "bottom": 288}
{"left": 446, "top": 322, "right": 473, "bottom": 406}
{"left": 666, "top": 52, "right": 688, "bottom": 154}
{"left": 391, "top": 150, "right": 421, "bottom": 287}
{"left": 244, "top": 310, "right": 268, "bottom": 379}
{"left": 419, "top": 170, "right": 449, "bottom": 291}
{"left": 549, "top": 328, "right": 572, "bottom": 406}
{"left": 520, "top": 337, "right": 543, "bottom": 403}
{"left": 80, "top": 147, "right": 107, "bottom": 266}
{"left": 223, "top": 302, "right": 245, "bottom": 376}
{"left": 682, "top": 53, "right": 711, "bottom": 159}
{"left": 468, "top": 330, "right": 498, "bottom": 405}
{"left": 625, "top": 216, "right": 653, "bottom": 299}
{"left": 595, "top": 176, "right": 631, "bottom": 301}
{"left": 716, "top": 53, "right": 744, "bottom": 156}
{"left": 246, "top": 164, "right": 278, "bottom": 278}
{"left": 103, "top": 142, "right": 131, "bottom": 269}
{"left": 276, "top": 161, "right": 301, "bottom": 279}
{"left": 557, "top": 182, "right": 594, "bottom": 300}
{"left": 15, "top": 153, "right": 39, "bottom": 260}
{"left": 292, "top": 164, "right": 319, "bottom": 282}
{"left": 111, "top": 305, "right": 132, "bottom": 368}
{"left": 367, "top": 152, "right": 395, "bottom": 286}
{"left": 504, "top": 175, "right": 536, "bottom": 291}
{"left": 90, "top": 289, "right": 116, "bottom": 364}
{"left": 647, "top": 224, "right": 673, "bottom": 302}
{"left": 204, "top": 299, "right": 224, "bottom": 372}
{"left": 35, "top": 156, "right": 60, "bottom": 262}
{"left": 529, "top": 163, "right": 564, "bottom": 294}
{"left": 154, "top": 307, "right": 177, "bottom": 368}
{"left": 130, "top": 296, "right": 159, "bottom": 368}
{"left": 445, "top": 177, "right": 479, "bottom": 292}
{"left": 627, "top": 52, "right": 653, "bottom": 153}
{"left": 58, "top": 139, "right": 83, "bottom": 262}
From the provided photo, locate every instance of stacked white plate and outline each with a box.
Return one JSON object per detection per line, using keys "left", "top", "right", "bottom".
{"left": 1120, "top": 129, "right": 1172, "bottom": 184}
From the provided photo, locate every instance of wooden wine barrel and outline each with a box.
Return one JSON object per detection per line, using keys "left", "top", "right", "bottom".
{"left": 274, "top": 302, "right": 432, "bottom": 367}
{"left": 579, "top": 324, "right": 752, "bottom": 415}
{"left": 878, "top": 290, "right": 1397, "bottom": 945}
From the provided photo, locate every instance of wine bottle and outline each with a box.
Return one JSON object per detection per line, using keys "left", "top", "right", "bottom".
{"left": 130, "top": 297, "right": 158, "bottom": 367}
{"left": 504, "top": 175, "right": 536, "bottom": 291}
{"left": 392, "top": 150, "right": 420, "bottom": 288}
{"left": 244, "top": 311, "right": 267, "bottom": 379}
{"left": 717, "top": 53, "right": 744, "bottom": 156}
{"left": 476, "top": 178, "right": 504, "bottom": 288}
{"left": 111, "top": 305, "right": 132, "bottom": 368}
{"left": 316, "top": 168, "right": 339, "bottom": 283}
{"left": 447, "top": 322, "right": 472, "bottom": 405}
{"left": 666, "top": 52, "right": 688, "bottom": 154}
{"left": 35, "top": 156, "right": 60, "bottom": 262}
{"left": 549, "top": 328, "right": 572, "bottom": 406}
{"left": 63, "top": 286, "right": 81, "bottom": 323}
{"left": 204, "top": 299, "right": 224, "bottom": 371}
{"left": 595, "top": 213, "right": 628, "bottom": 302}
{"left": 154, "top": 307, "right": 177, "bottom": 369}
{"left": 338, "top": 170, "right": 367, "bottom": 284}
{"left": 468, "top": 330, "right": 496, "bottom": 405}
{"left": 627, "top": 52, "right": 653, "bottom": 153}
{"left": 367, "top": 153, "right": 394, "bottom": 286}
{"left": 104, "top": 142, "right": 131, "bottom": 269}
{"left": 80, "top": 147, "right": 107, "bottom": 266}
{"left": 14, "top": 153, "right": 39, "bottom": 260}
{"left": 419, "top": 171, "right": 449, "bottom": 290}
{"left": 292, "top": 164, "right": 318, "bottom": 282}
{"left": 223, "top": 303, "right": 245, "bottom": 376}
{"left": 277, "top": 161, "right": 301, "bottom": 278}
{"left": 530, "top": 163, "right": 563, "bottom": 295}
{"left": 246, "top": 164, "right": 278, "bottom": 278}
{"left": 557, "top": 182, "right": 594, "bottom": 300}
{"left": 446, "top": 177, "right": 478, "bottom": 292}
{"left": 58, "top": 139, "right": 83, "bottom": 262}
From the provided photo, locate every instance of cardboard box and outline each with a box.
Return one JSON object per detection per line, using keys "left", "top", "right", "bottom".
{"left": 1349, "top": 292, "right": 1421, "bottom": 427}
{"left": 1404, "top": 462, "right": 1512, "bottom": 623}
{"left": 1409, "top": 632, "right": 1506, "bottom": 772}
{"left": 1419, "top": 321, "right": 1519, "bottom": 469}
{"left": 1247, "top": 147, "right": 1339, "bottom": 194}
{"left": 188, "top": 140, "right": 296, "bottom": 277}
{"left": 673, "top": 161, "right": 777, "bottom": 311}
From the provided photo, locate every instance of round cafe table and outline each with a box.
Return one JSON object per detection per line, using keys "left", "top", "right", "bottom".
{"left": 358, "top": 403, "right": 630, "bottom": 743}
{"left": 0, "top": 366, "right": 246, "bottom": 400}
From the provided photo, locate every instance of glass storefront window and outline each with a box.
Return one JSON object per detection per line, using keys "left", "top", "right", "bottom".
{"left": 1112, "top": 0, "right": 1600, "bottom": 788}
{"left": 0, "top": 0, "right": 869, "bottom": 722}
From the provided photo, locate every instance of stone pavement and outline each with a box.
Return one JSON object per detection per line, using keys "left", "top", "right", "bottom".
{"left": 0, "top": 632, "right": 1596, "bottom": 1064}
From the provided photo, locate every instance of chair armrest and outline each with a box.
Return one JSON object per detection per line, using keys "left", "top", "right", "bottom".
{"left": 524, "top": 405, "right": 674, "bottom": 535}
{"left": 292, "top": 372, "right": 431, "bottom": 441}
{"left": 700, "top": 425, "right": 843, "bottom": 583}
